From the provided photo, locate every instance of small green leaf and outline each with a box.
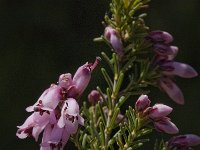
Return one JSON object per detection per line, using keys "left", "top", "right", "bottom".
{"left": 97, "top": 102, "right": 106, "bottom": 126}
{"left": 101, "top": 68, "right": 113, "bottom": 90}
{"left": 101, "top": 52, "right": 114, "bottom": 71}
{"left": 109, "top": 108, "right": 120, "bottom": 130}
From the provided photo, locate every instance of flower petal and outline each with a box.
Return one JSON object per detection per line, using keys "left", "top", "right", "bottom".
{"left": 135, "top": 95, "right": 151, "bottom": 112}
{"left": 154, "top": 117, "right": 179, "bottom": 134}
{"left": 162, "top": 62, "right": 198, "bottom": 78}
{"left": 149, "top": 104, "right": 173, "bottom": 119}
{"left": 148, "top": 30, "right": 173, "bottom": 44}
{"left": 159, "top": 77, "right": 184, "bottom": 105}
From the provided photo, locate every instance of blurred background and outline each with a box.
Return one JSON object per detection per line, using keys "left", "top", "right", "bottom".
{"left": 0, "top": 0, "right": 199, "bottom": 149}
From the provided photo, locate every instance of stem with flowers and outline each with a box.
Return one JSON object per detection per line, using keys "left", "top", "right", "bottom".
{"left": 16, "top": 0, "right": 200, "bottom": 150}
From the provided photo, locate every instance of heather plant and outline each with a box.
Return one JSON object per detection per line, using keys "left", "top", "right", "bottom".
{"left": 16, "top": 0, "right": 200, "bottom": 150}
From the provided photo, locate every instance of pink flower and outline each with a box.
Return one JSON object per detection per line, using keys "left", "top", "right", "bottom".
{"left": 57, "top": 98, "right": 84, "bottom": 133}
{"left": 67, "top": 57, "right": 101, "bottom": 98}
{"left": 148, "top": 104, "right": 172, "bottom": 119}
{"left": 148, "top": 29, "right": 198, "bottom": 105}
{"left": 160, "top": 61, "right": 198, "bottom": 78}
{"left": 58, "top": 73, "right": 73, "bottom": 89}
{"left": 40, "top": 98, "right": 83, "bottom": 150}
{"left": 40, "top": 124, "right": 70, "bottom": 150}
{"left": 135, "top": 95, "right": 178, "bottom": 135}
{"left": 17, "top": 58, "right": 100, "bottom": 149}
{"left": 135, "top": 94, "right": 150, "bottom": 112}
{"left": 153, "top": 43, "right": 178, "bottom": 56}
{"left": 88, "top": 90, "right": 101, "bottom": 105}
{"left": 147, "top": 103, "right": 178, "bottom": 134}
{"left": 154, "top": 117, "right": 179, "bottom": 134}
{"left": 16, "top": 111, "right": 56, "bottom": 141}
{"left": 148, "top": 30, "right": 173, "bottom": 44}
{"left": 26, "top": 84, "right": 63, "bottom": 112}
{"left": 167, "top": 46, "right": 179, "bottom": 60}
{"left": 167, "top": 134, "right": 200, "bottom": 149}
{"left": 159, "top": 77, "right": 184, "bottom": 105}
{"left": 104, "top": 26, "right": 124, "bottom": 57}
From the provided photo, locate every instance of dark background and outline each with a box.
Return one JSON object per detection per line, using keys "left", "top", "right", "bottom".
{"left": 0, "top": 0, "right": 199, "bottom": 149}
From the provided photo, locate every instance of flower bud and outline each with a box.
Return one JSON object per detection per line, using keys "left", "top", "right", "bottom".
{"left": 154, "top": 117, "right": 179, "bottom": 134}
{"left": 153, "top": 43, "right": 177, "bottom": 56}
{"left": 168, "top": 134, "right": 200, "bottom": 149}
{"left": 159, "top": 77, "right": 184, "bottom": 105}
{"left": 58, "top": 73, "right": 73, "bottom": 89}
{"left": 69, "top": 57, "right": 101, "bottom": 97}
{"left": 88, "top": 90, "right": 100, "bottom": 105}
{"left": 160, "top": 61, "right": 198, "bottom": 78}
{"left": 104, "top": 26, "right": 124, "bottom": 57}
{"left": 135, "top": 95, "right": 151, "bottom": 112}
{"left": 148, "top": 104, "right": 172, "bottom": 119}
{"left": 167, "top": 46, "right": 179, "bottom": 60}
{"left": 148, "top": 30, "right": 173, "bottom": 44}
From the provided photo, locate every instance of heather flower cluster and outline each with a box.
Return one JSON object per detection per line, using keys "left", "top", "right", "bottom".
{"left": 16, "top": 58, "right": 100, "bottom": 150}
{"left": 135, "top": 95, "right": 178, "bottom": 134}
{"left": 148, "top": 31, "right": 198, "bottom": 104}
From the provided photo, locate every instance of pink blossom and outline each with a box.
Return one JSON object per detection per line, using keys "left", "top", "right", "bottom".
{"left": 26, "top": 84, "right": 63, "bottom": 112}
{"left": 167, "top": 46, "right": 179, "bottom": 60}
{"left": 160, "top": 61, "right": 198, "bottom": 78}
{"left": 104, "top": 26, "right": 124, "bottom": 57}
{"left": 148, "top": 30, "right": 173, "bottom": 44}
{"left": 167, "top": 134, "right": 200, "bottom": 149}
{"left": 159, "top": 77, "right": 184, "bottom": 105}
{"left": 148, "top": 104, "right": 172, "bottom": 119}
{"left": 67, "top": 57, "right": 101, "bottom": 98}
{"left": 153, "top": 43, "right": 178, "bottom": 56}
{"left": 88, "top": 90, "right": 101, "bottom": 105}
{"left": 135, "top": 95, "right": 178, "bottom": 135}
{"left": 154, "top": 117, "right": 179, "bottom": 134}
{"left": 17, "top": 58, "right": 100, "bottom": 149}
{"left": 58, "top": 73, "right": 73, "bottom": 89}
{"left": 135, "top": 94, "right": 150, "bottom": 112}
{"left": 40, "top": 124, "right": 70, "bottom": 150}
{"left": 16, "top": 111, "right": 55, "bottom": 141}
{"left": 148, "top": 29, "right": 198, "bottom": 105}
{"left": 40, "top": 98, "right": 83, "bottom": 150}
{"left": 57, "top": 98, "right": 84, "bottom": 134}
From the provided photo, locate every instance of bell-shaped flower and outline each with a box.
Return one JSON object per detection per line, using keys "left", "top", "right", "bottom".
{"left": 159, "top": 77, "right": 184, "bottom": 105}
{"left": 148, "top": 30, "right": 173, "bottom": 44}
{"left": 57, "top": 98, "right": 84, "bottom": 135}
{"left": 26, "top": 84, "right": 63, "bottom": 112}
{"left": 160, "top": 61, "right": 198, "bottom": 78}
{"left": 167, "top": 134, "right": 200, "bottom": 150}
{"left": 68, "top": 57, "right": 100, "bottom": 98}
{"left": 104, "top": 26, "right": 124, "bottom": 57}
{"left": 40, "top": 124, "right": 53, "bottom": 150}
{"left": 58, "top": 73, "right": 73, "bottom": 89}
{"left": 88, "top": 90, "right": 101, "bottom": 105}
{"left": 40, "top": 124, "right": 70, "bottom": 150}
{"left": 154, "top": 117, "right": 179, "bottom": 134}
{"left": 16, "top": 111, "right": 54, "bottom": 141}
{"left": 135, "top": 94, "right": 151, "bottom": 112}
{"left": 148, "top": 104, "right": 172, "bottom": 120}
